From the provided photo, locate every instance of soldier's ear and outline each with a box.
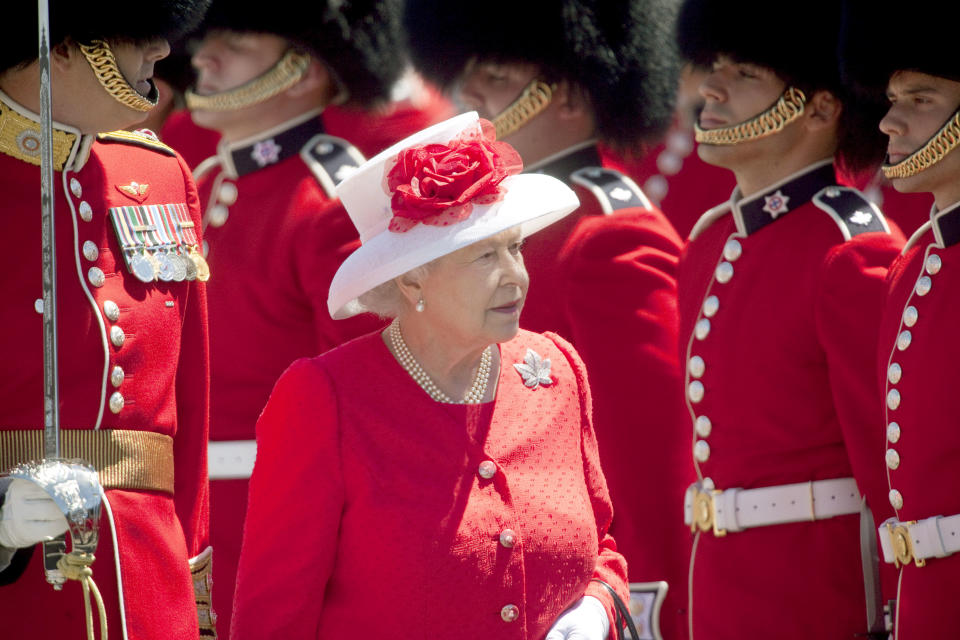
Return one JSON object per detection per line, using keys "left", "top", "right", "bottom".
{"left": 805, "top": 90, "right": 842, "bottom": 131}
{"left": 554, "top": 81, "right": 591, "bottom": 121}
{"left": 286, "top": 58, "right": 335, "bottom": 101}
{"left": 50, "top": 39, "right": 77, "bottom": 71}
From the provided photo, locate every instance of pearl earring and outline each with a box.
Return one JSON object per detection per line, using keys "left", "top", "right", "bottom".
{"left": 415, "top": 297, "right": 425, "bottom": 313}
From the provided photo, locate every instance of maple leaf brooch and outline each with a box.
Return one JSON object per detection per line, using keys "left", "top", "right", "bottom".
{"left": 513, "top": 348, "right": 553, "bottom": 389}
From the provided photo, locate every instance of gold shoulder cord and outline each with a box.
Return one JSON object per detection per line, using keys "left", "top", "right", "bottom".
{"left": 492, "top": 79, "right": 556, "bottom": 140}
{"left": 695, "top": 87, "right": 807, "bottom": 145}
{"left": 185, "top": 50, "right": 311, "bottom": 112}
{"left": 79, "top": 40, "right": 158, "bottom": 112}
{"left": 883, "top": 108, "right": 960, "bottom": 179}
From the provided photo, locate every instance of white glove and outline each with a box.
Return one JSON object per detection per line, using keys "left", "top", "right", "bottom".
{"left": 0, "top": 479, "right": 69, "bottom": 549}
{"left": 545, "top": 595, "right": 611, "bottom": 640}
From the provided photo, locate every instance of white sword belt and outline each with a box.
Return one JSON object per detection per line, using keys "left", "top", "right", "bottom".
{"left": 208, "top": 440, "right": 257, "bottom": 479}
{"left": 684, "top": 477, "right": 861, "bottom": 536}
{"left": 879, "top": 514, "right": 960, "bottom": 568}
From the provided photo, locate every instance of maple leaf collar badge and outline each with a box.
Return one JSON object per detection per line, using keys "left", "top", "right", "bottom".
{"left": 762, "top": 189, "right": 790, "bottom": 218}
{"left": 513, "top": 348, "right": 553, "bottom": 389}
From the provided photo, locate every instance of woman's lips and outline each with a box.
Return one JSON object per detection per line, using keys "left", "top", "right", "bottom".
{"left": 490, "top": 300, "right": 522, "bottom": 314}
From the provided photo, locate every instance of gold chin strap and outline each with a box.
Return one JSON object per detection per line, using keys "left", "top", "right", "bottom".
{"left": 695, "top": 87, "right": 807, "bottom": 145}
{"left": 492, "top": 79, "right": 556, "bottom": 140}
{"left": 79, "top": 40, "right": 159, "bottom": 112}
{"left": 883, "top": 107, "right": 960, "bottom": 179}
{"left": 185, "top": 49, "right": 312, "bottom": 112}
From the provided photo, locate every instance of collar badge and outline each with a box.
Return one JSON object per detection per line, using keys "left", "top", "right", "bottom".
{"left": 251, "top": 139, "right": 282, "bottom": 167}
{"left": 762, "top": 189, "right": 790, "bottom": 218}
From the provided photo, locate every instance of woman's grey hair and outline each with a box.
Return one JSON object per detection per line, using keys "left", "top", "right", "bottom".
{"left": 357, "top": 263, "right": 433, "bottom": 318}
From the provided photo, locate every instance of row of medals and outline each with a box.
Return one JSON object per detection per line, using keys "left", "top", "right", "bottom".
{"left": 126, "top": 245, "right": 210, "bottom": 283}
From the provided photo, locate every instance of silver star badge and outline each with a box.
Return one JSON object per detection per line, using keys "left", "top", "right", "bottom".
{"left": 513, "top": 348, "right": 553, "bottom": 389}
{"left": 251, "top": 139, "right": 282, "bottom": 167}
{"left": 762, "top": 189, "right": 790, "bottom": 218}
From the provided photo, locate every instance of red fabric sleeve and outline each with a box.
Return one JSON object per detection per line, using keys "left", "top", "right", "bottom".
{"left": 173, "top": 154, "right": 211, "bottom": 558}
{"left": 546, "top": 332, "right": 630, "bottom": 632}
{"left": 814, "top": 232, "right": 904, "bottom": 602}
{"left": 815, "top": 233, "right": 902, "bottom": 522}
{"left": 231, "top": 358, "right": 343, "bottom": 639}
{"left": 293, "top": 198, "right": 385, "bottom": 349}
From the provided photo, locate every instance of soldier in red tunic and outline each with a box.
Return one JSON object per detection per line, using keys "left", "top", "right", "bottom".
{"left": 842, "top": 2, "right": 960, "bottom": 637}
{"left": 0, "top": 1, "right": 214, "bottom": 638}
{"left": 675, "top": 1, "right": 905, "bottom": 638}
{"left": 181, "top": 1, "right": 407, "bottom": 633}
{"left": 404, "top": 2, "right": 691, "bottom": 637}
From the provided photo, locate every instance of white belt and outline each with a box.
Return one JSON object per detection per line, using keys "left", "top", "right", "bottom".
{"left": 684, "top": 477, "right": 861, "bottom": 536}
{"left": 208, "top": 440, "right": 257, "bottom": 479}
{"left": 879, "top": 514, "right": 960, "bottom": 568}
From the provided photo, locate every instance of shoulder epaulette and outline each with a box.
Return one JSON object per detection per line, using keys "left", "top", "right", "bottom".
{"left": 812, "top": 186, "right": 890, "bottom": 241}
{"left": 97, "top": 129, "right": 176, "bottom": 156}
{"left": 689, "top": 201, "right": 732, "bottom": 241}
{"left": 570, "top": 166, "right": 652, "bottom": 215}
{"left": 301, "top": 134, "right": 366, "bottom": 197}
{"left": 903, "top": 220, "right": 934, "bottom": 254}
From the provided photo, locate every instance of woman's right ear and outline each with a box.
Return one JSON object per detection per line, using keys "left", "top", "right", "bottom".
{"left": 394, "top": 274, "right": 423, "bottom": 311}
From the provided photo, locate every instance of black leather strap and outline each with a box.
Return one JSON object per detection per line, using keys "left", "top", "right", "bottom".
{"left": 591, "top": 578, "right": 640, "bottom": 640}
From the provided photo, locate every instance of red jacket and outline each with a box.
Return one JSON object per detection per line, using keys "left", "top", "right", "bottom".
{"left": 678, "top": 161, "right": 904, "bottom": 639}
{"left": 0, "top": 96, "right": 211, "bottom": 639}
{"left": 194, "top": 111, "right": 384, "bottom": 635}
{"left": 877, "top": 203, "right": 960, "bottom": 639}
{"left": 521, "top": 143, "right": 691, "bottom": 639}
{"left": 232, "top": 329, "right": 628, "bottom": 639}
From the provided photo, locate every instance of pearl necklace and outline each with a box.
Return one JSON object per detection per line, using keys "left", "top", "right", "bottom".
{"left": 389, "top": 319, "right": 492, "bottom": 404}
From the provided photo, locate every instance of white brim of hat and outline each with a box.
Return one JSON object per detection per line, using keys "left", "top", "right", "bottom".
{"left": 328, "top": 173, "right": 579, "bottom": 319}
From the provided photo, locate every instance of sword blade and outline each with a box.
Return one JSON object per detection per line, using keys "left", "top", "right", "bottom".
{"left": 37, "top": 0, "right": 60, "bottom": 459}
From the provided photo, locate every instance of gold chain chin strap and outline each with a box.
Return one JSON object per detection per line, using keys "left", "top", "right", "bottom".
{"left": 492, "top": 79, "right": 556, "bottom": 140}
{"left": 185, "top": 50, "right": 312, "bottom": 112}
{"left": 695, "top": 87, "right": 807, "bottom": 145}
{"left": 883, "top": 108, "right": 960, "bottom": 179}
{"left": 79, "top": 40, "right": 158, "bottom": 113}
{"left": 58, "top": 552, "right": 108, "bottom": 640}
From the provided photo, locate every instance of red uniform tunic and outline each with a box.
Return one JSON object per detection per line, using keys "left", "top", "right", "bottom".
{"left": 194, "top": 111, "right": 383, "bottom": 634}
{"left": 877, "top": 203, "right": 960, "bottom": 639}
{"left": 678, "top": 161, "right": 904, "bottom": 639}
{"left": 522, "top": 143, "right": 690, "bottom": 638}
{"left": 0, "top": 95, "right": 210, "bottom": 639}
{"left": 232, "top": 329, "right": 628, "bottom": 639}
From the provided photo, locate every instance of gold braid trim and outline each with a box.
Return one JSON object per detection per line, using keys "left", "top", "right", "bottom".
{"left": 185, "top": 50, "right": 311, "bottom": 112}
{"left": 695, "top": 87, "right": 807, "bottom": 145}
{"left": 79, "top": 40, "right": 159, "bottom": 113}
{"left": 189, "top": 546, "right": 217, "bottom": 637}
{"left": 883, "top": 108, "right": 960, "bottom": 179}
{"left": 492, "top": 79, "right": 556, "bottom": 140}
{"left": 0, "top": 100, "right": 76, "bottom": 169}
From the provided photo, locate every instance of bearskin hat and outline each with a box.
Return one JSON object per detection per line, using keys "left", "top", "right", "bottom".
{"left": 677, "top": 0, "right": 887, "bottom": 176}
{"left": 195, "top": 0, "right": 405, "bottom": 107}
{"left": 841, "top": 0, "right": 960, "bottom": 96}
{"left": 2, "top": 0, "right": 210, "bottom": 72}
{"left": 403, "top": 0, "right": 681, "bottom": 150}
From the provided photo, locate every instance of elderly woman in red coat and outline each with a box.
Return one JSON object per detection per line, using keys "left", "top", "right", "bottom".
{"left": 230, "top": 112, "right": 630, "bottom": 639}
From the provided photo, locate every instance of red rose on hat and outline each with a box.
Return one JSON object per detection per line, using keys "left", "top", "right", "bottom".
{"left": 385, "top": 118, "right": 523, "bottom": 232}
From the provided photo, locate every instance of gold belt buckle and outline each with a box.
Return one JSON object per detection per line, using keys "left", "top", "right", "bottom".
{"left": 887, "top": 521, "right": 924, "bottom": 568}
{"left": 692, "top": 487, "right": 727, "bottom": 537}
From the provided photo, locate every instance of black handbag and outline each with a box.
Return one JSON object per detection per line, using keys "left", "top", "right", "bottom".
{"left": 591, "top": 579, "right": 640, "bottom": 640}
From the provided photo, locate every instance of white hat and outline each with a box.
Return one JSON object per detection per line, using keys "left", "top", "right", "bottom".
{"left": 328, "top": 111, "right": 579, "bottom": 319}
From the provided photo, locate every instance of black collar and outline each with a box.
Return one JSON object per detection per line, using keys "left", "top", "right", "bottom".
{"left": 731, "top": 160, "right": 836, "bottom": 235}
{"left": 932, "top": 200, "right": 960, "bottom": 248}
{"left": 222, "top": 112, "right": 325, "bottom": 178}
{"left": 526, "top": 142, "right": 601, "bottom": 184}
